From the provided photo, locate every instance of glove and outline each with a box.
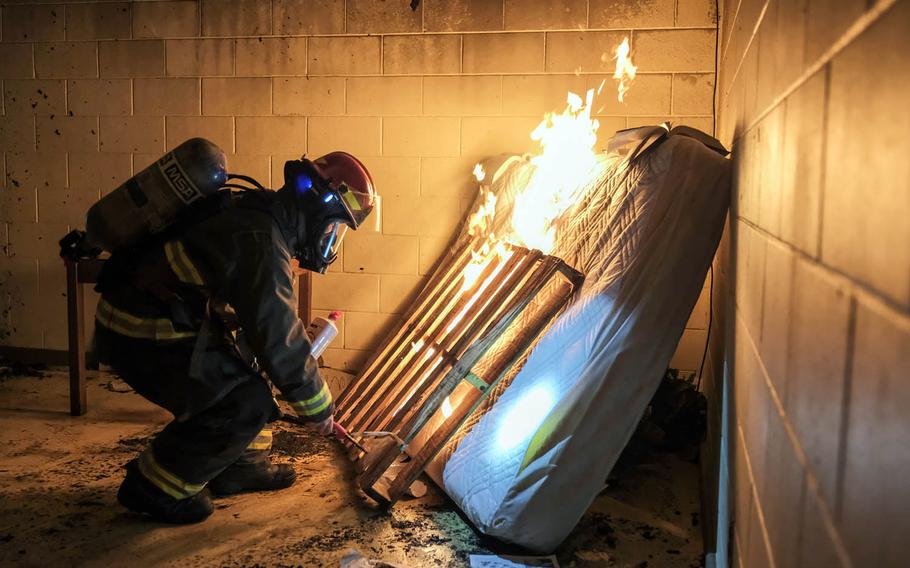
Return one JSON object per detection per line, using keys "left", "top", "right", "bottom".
{"left": 306, "top": 415, "right": 334, "bottom": 436}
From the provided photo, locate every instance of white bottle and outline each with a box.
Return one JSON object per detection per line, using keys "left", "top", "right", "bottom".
{"left": 306, "top": 311, "right": 342, "bottom": 358}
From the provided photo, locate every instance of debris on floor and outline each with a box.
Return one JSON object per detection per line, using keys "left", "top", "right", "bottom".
{"left": 0, "top": 366, "right": 704, "bottom": 567}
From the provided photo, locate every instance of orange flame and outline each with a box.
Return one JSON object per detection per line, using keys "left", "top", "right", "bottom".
{"left": 613, "top": 37, "right": 637, "bottom": 103}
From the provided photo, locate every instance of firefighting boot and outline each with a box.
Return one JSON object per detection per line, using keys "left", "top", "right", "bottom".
{"left": 117, "top": 459, "right": 214, "bottom": 524}
{"left": 208, "top": 455, "right": 297, "bottom": 496}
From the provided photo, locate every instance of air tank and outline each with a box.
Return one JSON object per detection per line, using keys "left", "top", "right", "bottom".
{"left": 85, "top": 138, "right": 228, "bottom": 252}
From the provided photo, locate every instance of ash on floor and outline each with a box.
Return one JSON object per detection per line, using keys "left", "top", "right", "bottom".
{"left": 0, "top": 368, "right": 703, "bottom": 567}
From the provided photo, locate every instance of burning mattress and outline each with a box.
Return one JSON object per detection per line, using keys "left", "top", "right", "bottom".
{"left": 440, "top": 125, "right": 730, "bottom": 551}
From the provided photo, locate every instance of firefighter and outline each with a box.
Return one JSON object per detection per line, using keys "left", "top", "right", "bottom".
{"left": 93, "top": 152, "right": 375, "bottom": 524}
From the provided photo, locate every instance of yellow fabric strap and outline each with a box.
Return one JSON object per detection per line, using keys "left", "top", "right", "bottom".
{"left": 290, "top": 383, "right": 333, "bottom": 417}
{"left": 246, "top": 428, "right": 273, "bottom": 451}
{"left": 165, "top": 240, "right": 205, "bottom": 286}
{"left": 137, "top": 449, "right": 206, "bottom": 500}
{"left": 96, "top": 298, "right": 197, "bottom": 341}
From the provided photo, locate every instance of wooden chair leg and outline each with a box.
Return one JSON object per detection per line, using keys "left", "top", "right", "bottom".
{"left": 65, "top": 260, "right": 87, "bottom": 416}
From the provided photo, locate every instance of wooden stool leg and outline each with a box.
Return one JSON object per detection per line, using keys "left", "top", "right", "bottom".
{"left": 65, "top": 260, "right": 87, "bottom": 416}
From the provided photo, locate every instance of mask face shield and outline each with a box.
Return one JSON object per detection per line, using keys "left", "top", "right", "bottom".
{"left": 318, "top": 220, "right": 347, "bottom": 264}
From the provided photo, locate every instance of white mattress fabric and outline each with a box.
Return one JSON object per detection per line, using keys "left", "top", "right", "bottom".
{"left": 441, "top": 126, "right": 731, "bottom": 552}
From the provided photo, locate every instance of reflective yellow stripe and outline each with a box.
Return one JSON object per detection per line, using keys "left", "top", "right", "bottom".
{"left": 246, "top": 429, "right": 272, "bottom": 451}
{"left": 165, "top": 240, "right": 205, "bottom": 286}
{"left": 340, "top": 186, "right": 362, "bottom": 211}
{"left": 290, "top": 383, "right": 333, "bottom": 416}
{"left": 96, "top": 299, "right": 197, "bottom": 341}
{"left": 137, "top": 449, "right": 206, "bottom": 500}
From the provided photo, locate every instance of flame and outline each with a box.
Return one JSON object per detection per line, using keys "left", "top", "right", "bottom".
{"left": 613, "top": 37, "right": 637, "bottom": 103}
{"left": 510, "top": 88, "right": 601, "bottom": 253}
{"left": 473, "top": 163, "right": 486, "bottom": 182}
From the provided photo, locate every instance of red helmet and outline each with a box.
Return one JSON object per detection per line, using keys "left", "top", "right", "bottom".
{"left": 310, "top": 152, "right": 376, "bottom": 229}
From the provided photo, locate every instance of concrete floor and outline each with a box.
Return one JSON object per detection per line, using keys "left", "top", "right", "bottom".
{"left": 0, "top": 367, "right": 703, "bottom": 567}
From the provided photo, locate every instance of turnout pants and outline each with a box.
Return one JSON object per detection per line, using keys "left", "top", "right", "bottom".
{"left": 96, "top": 327, "right": 278, "bottom": 499}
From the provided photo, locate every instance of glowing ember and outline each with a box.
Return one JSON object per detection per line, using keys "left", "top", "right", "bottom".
{"left": 613, "top": 37, "right": 637, "bottom": 103}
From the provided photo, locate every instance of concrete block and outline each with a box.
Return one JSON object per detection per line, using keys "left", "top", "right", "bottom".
{"left": 754, "top": 1, "right": 779, "bottom": 116}
{"left": 382, "top": 195, "right": 464, "bottom": 237}
{"left": 236, "top": 116, "right": 306, "bottom": 154}
{"left": 593, "top": 116, "right": 629, "bottom": 151}
{"left": 839, "top": 295, "right": 910, "bottom": 567}
{"left": 133, "top": 1, "right": 199, "bottom": 38}
{"left": 744, "top": 499, "right": 773, "bottom": 568}
{"left": 463, "top": 33, "right": 544, "bottom": 74}
{"left": 625, "top": 115, "right": 713, "bottom": 133}
{"left": 312, "top": 272, "right": 380, "bottom": 312}
{"left": 308, "top": 37, "right": 380, "bottom": 76}
{"left": 382, "top": 35, "right": 461, "bottom": 75}
{"left": 772, "top": 0, "right": 809, "bottom": 95}
{"left": 345, "top": 77, "right": 421, "bottom": 116}
{"left": 343, "top": 233, "right": 418, "bottom": 275}
{"left": 672, "top": 74, "right": 714, "bottom": 115}
{"left": 787, "top": 258, "right": 850, "bottom": 507}
{"left": 420, "top": 157, "right": 478, "bottom": 199}
{"left": 757, "top": 105, "right": 784, "bottom": 237}
{"left": 346, "top": 0, "right": 421, "bottom": 34}
{"left": 69, "top": 152, "right": 132, "bottom": 191}
{"left": 321, "top": 347, "right": 370, "bottom": 373}
{"left": 0, "top": 186, "right": 37, "bottom": 223}
{"left": 670, "top": 328, "right": 707, "bottom": 372}
{"left": 132, "top": 153, "right": 160, "bottom": 172}
{"left": 308, "top": 116, "right": 381, "bottom": 157}
{"left": 806, "top": 0, "right": 865, "bottom": 64}
{"left": 418, "top": 235, "right": 450, "bottom": 274}
{"left": 166, "top": 39, "right": 233, "bottom": 76}
{"left": 201, "top": 0, "right": 271, "bottom": 37}
{"left": 797, "top": 490, "right": 843, "bottom": 568}
{"left": 676, "top": 0, "right": 717, "bottom": 27}
{"left": 67, "top": 79, "right": 132, "bottom": 116}
{"left": 134, "top": 78, "right": 200, "bottom": 116}
{"left": 460, "top": 116, "right": 541, "bottom": 162}
{"left": 382, "top": 117, "right": 460, "bottom": 157}
{"left": 0, "top": 44, "right": 35, "bottom": 79}
{"left": 7, "top": 222, "right": 68, "bottom": 260}
{"left": 36, "top": 116, "right": 98, "bottom": 153}
{"left": 2, "top": 4, "right": 64, "bottom": 41}
{"left": 100, "top": 40, "right": 165, "bottom": 78}
{"left": 275, "top": 77, "right": 345, "bottom": 116}
{"left": 757, "top": 414, "right": 805, "bottom": 568}
{"left": 100, "top": 117, "right": 164, "bottom": 154}
{"left": 734, "top": 222, "right": 765, "bottom": 341}
{"left": 65, "top": 2, "right": 131, "bottom": 40}
{"left": 3, "top": 80, "right": 65, "bottom": 115}
{"left": 545, "top": 31, "right": 628, "bottom": 73}
{"left": 733, "top": 129, "right": 760, "bottom": 224}
{"left": 6, "top": 151, "right": 67, "bottom": 190}
{"left": 634, "top": 30, "right": 716, "bottom": 73}
{"left": 273, "top": 0, "right": 344, "bottom": 35}
{"left": 37, "top": 187, "right": 98, "bottom": 225}
{"left": 270, "top": 153, "right": 301, "bottom": 191}
{"left": 501, "top": 75, "right": 586, "bottom": 116}
{"left": 423, "top": 76, "right": 501, "bottom": 116}
{"left": 424, "top": 0, "right": 503, "bottom": 32}
{"left": 589, "top": 0, "right": 674, "bottom": 28}
{"left": 779, "top": 70, "right": 822, "bottom": 257}
{"left": 343, "top": 311, "right": 396, "bottom": 351}
{"left": 35, "top": 42, "right": 98, "bottom": 79}
{"left": 235, "top": 38, "right": 307, "bottom": 77}
{"left": 585, "top": 73, "right": 671, "bottom": 115}
{"left": 0, "top": 115, "right": 36, "bottom": 152}
{"left": 202, "top": 78, "right": 271, "bottom": 116}
{"left": 379, "top": 273, "right": 426, "bottom": 314}
{"left": 504, "top": 0, "right": 586, "bottom": 30}
{"left": 166, "top": 116, "right": 234, "bottom": 153}
{"left": 823, "top": 2, "right": 910, "bottom": 309}
{"left": 759, "top": 239, "right": 794, "bottom": 397}
{"left": 350, "top": 156, "right": 417, "bottom": 204}
{"left": 226, "top": 154, "right": 270, "bottom": 187}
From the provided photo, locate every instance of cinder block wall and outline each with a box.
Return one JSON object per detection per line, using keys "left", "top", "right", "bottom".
{"left": 0, "top": 0, "right": 717, "bottom": 373}
{"left": 706, "top": 0, "right": 910, "bottom": 566}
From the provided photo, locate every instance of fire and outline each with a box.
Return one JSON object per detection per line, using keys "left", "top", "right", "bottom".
{"left": 473, "top": 163, "right": 486, "bottom": 182}
{"left": 613, "top": 37, "right": 637, "bottom": 103}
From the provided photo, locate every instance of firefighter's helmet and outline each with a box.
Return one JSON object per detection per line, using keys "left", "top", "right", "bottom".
{"left": 281, "top": 152, "right": 376, "bottom": 273}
